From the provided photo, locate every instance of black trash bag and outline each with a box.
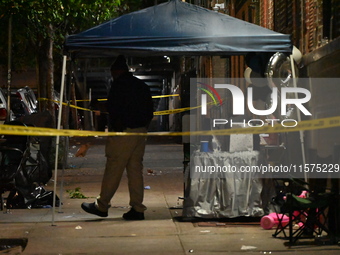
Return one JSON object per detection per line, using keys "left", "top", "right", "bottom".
{"left": 6, "top": 186, "right": 60, "bottom": 209}
{"left": 29, "top": 186, "right": 60, "bottom": 208}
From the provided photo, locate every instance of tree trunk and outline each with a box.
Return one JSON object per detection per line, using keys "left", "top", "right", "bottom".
{"left": 37, "top": 24, "right": 56, "bottom": 128}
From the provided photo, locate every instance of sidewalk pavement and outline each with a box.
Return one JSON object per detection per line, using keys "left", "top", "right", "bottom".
{"left": 0, "top": 137, "right": 339, "bottom": 254}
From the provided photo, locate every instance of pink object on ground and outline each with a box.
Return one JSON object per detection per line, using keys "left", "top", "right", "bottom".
{"left": 261, "top": 213, "right": 289, "bottom": 230}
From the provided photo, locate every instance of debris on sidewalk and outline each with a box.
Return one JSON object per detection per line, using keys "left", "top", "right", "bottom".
{"left": 66, "top": 187, "right": 88, "bottom": 199}
{"left": 146, "top": 168, "right": 163, "bottom": 176}
{"left": 200, "top": 230, "right": 211, "bottom": 233}
{"left": 240, "top": 245, "right": 257, "bottom": 250}
{"left": 75, "top": 143, "right": 90, "bottom": 157}
{"left": 147, "top": 168, "right": 154, "bottom": 175}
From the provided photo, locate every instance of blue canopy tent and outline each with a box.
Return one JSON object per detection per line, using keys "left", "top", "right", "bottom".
{"left": 52, "top": 0, "right": 296, "bottom": 222}
{"left": 64, "top": 0, "right": 292, "bottom": 57}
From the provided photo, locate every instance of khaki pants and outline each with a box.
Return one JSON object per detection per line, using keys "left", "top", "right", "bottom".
{"left": 96, "top": 127, "right": 147, "bottom": 213}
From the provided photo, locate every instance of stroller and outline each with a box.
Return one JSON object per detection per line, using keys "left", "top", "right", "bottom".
{"left": 0, "top": 121, "right": 54, "bottom": 210}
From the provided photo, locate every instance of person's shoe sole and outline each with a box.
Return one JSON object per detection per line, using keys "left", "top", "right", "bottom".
{"left": 81, "top": 202, "right": 108, "bottom": 217}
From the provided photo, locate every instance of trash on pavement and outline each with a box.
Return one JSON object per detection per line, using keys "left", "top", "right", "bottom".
{"left": 240, "top": 245, "right": 257, "bottom": 250}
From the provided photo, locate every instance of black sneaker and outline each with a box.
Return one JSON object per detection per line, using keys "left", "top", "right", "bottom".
{"left": 122, "top": 208, "right": 145, "bottom": 220}
{"left": 81, "top": 202, "right": 108, "bottom": 217}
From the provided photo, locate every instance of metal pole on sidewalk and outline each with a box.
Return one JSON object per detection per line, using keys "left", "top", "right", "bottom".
{"left": 290, "top": 55, "right": 308, "bottom": 186}
{"left": 58, "top": 102, "right": 70, "bottom": 213}
{"left": 7, "top": 15, "right": 12, "bottom": 121}
{"left": 52, "top": 55, "right": 67, "bottom": 226}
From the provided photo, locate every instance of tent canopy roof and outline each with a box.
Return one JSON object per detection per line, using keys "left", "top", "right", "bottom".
{"left": 65, "top": 0, "right": 292, "bottom": 57}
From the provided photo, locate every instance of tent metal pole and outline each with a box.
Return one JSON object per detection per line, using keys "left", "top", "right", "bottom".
{"left": 290, "top": 55, "right": 308, "bottom": 186}
{"left": 7, "top": 15, "right": 12, "bottom": 121}
{"left": 52, "top": 55, "right": 67, "bottom": 226}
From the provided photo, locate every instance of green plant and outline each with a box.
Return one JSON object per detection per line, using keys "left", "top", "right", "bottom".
{"left": 67, "top": 187, "right": 87, "bottom": 199}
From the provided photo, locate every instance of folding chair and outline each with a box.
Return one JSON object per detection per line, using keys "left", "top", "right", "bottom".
{"left": 284, "top": 192, "right": 333, "bottom": 244}
{"left": 271, "top": 178, "right": 333, "bottom": 244}
{"left": 271, "top": 178, "right": 305, "bottom": 240}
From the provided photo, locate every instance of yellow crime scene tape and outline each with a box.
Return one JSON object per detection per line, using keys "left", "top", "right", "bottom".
{"left": 1, "top": 116, "right": 339, "bottom": 137}
{"left": 39, "top": 98, "right": 94, "bottom": 112}
{"left": 152, "top": 94, "right": 180, "bottom": 99}
{"left": 39, "top": 97, "right": 194, "bottom": 116}
{"left": 74, "top": 94, "right": 180, "bottom": 102}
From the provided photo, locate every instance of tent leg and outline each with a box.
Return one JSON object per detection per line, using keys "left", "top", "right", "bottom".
{"left": 290, "top": 55, "right": 308, "bottom": 187}
{"left": 52, "top": 55, "right": 67, "bottom": 226}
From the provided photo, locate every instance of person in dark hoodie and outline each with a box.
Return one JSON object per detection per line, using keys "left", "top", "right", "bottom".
{"left": 81, "top": 55, "right": 154, "bottom": 220}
